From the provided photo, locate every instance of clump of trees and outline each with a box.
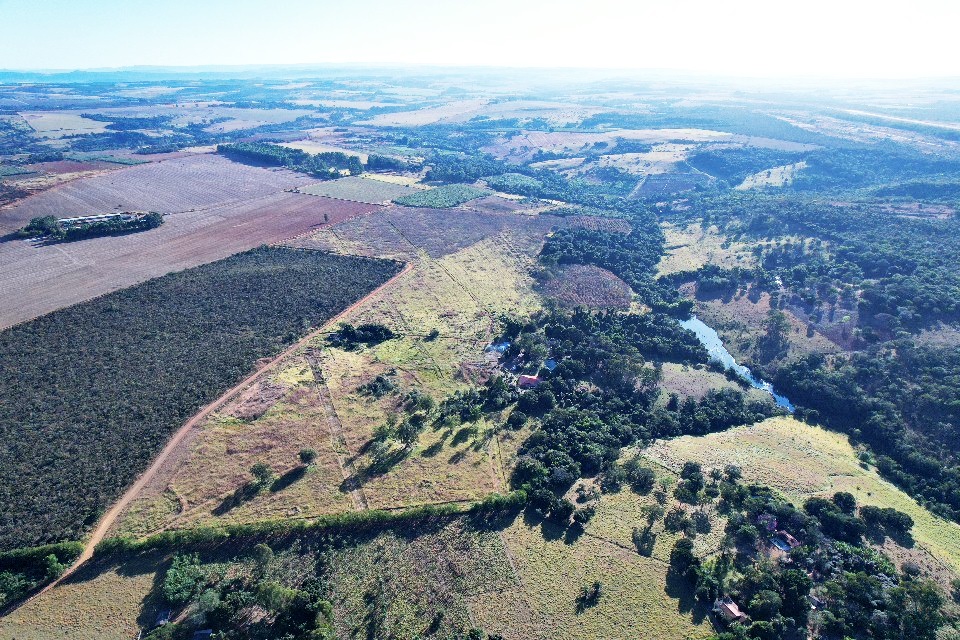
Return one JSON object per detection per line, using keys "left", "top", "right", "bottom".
{"left": 218, "top": 142, "right": 362, "bottom": 178}
{"left": 16, "top": 212, "right": 164, "bottom": 243}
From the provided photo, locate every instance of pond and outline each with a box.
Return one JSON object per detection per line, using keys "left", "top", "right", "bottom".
{"left": 679, "top": 316, "right": 795, "bottom": 412}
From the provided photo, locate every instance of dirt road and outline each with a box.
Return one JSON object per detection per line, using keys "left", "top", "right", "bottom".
{"left": 22, "top": 259, "right": 411, "bottom": 605}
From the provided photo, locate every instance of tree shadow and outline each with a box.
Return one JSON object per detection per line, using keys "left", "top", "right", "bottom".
{"left": 270, "top": 465, "right": 307, "bottom": 493}
{"left": 448, "top": 449, "right": 468, "bottom": 464}
{"left": 665, "top": 568, "right": 705, "bottom": 621}
{"left": 422, "top": 440, "right": 444, "bottom": 457}
{"left": 539, "top": 519, "right": 566, "bottom": 542}
{"left": 450, "top": 426, "right": 474, "bottom": 446}
{"left": 213, "top": 482, "right": 260, "bottom": 516}
{"left": 564, "top": 525, "right": 584, "bottom": 545}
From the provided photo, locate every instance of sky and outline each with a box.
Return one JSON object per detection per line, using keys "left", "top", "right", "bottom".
{"left": 1, "top": 0, "right": 958, "bottom": 79}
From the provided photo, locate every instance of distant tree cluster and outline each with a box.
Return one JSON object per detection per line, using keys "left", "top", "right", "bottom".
{"left": 218, "top": 142, "right": 363, "bottom": 178}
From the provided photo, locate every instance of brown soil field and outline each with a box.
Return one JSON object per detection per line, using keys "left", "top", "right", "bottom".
{"left": 540, "top": 264, "right": 633, "bottom": 309}
{"left": 292, "top": 205, "right": 560, "bottom": 260}
{"left": 25, "top": 159, "right": 120, "bottom": 175}
{"left": 0, "top": 193, "right": 378, "bottom": 329}
{"left": 0, "top": 154, "right": 311, "bottom": 233}
{"left": 564, "top": 215, "right": 632, "bottom": 234}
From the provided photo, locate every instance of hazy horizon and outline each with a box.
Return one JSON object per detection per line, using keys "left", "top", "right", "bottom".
{"left": 1, "top": 0, "right": 959, "bottom": 80}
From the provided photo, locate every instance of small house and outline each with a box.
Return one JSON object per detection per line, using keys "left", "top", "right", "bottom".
{"left": 543, "top": 359, "right": 558, "bottom": 372}
{"left": 713, "top": 596, "right": 748, "bottom": 623}
{"left": 154, "top": 609, "right": 171, "bottom": 627}
{"left": 517, "top": 374, "right": 540, "bottom": 388}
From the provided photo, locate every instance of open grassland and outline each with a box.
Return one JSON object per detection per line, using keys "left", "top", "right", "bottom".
{"left": 19, "top": 111, "right": 110, "bottom": 138}
{"left": 657, "top": 222, "right": 755, "bottom": 275}
{"left": 735, "top": 161, "right": 808, "bottom": 190}
{"left": 643, "top": 417, "right": 960, "bottom": 574}
{"left": 0, "top": 247, "right": 401, "bottom": 549}
{"left": 539, "top": 263, "right": 633, "bottom": 309}
{"left": 0, "top": 552, "right": 164, "bottom": 640}
{"left": 0, "top": 193, "right": 377, "bottom": 329}
{"left": 694, "top": 290, "right": 840, "bottom": 364}
{"left": 0, "top": 153, "right": 310, "bottom": 231}
{"left": 393, "top": 183, "right": 491, "bottom": 208}
{"left": 657, "top": 362, "right": 772, "bottom": 402}
{"left": 298, "top": 175, "right": 425, "bottom": 204}
{"left": 278, "top": 139, "right": 369, "bottom": 162}
{"left": 484, "top": 129, "right": 734, "bottom": 162}
{"left": 481, "top": 514, "right": 714, "bottom": 640}
{"left": 114, "top": 211, "right": 554, "bottom": 534}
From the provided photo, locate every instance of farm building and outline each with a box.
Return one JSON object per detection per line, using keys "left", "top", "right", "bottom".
{"left": 517, "top": 374, "right": 540, "bottom": 388}
{"left": 543, "top": 359, "right": 558, "bottom": 371}
{"left": 58, "top": 212, "right": 141, "bottom": 228}
{"left": 713, "top": 596, "right": 748, "bottom": 623}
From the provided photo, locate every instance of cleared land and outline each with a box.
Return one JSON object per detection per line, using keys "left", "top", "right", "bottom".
{"left": 643, "top": 416, "right": 960, "bottom": 575}
{"left": 657, "top": 222, "right": 754, "bottom": 275}
{"left": 735, "top": 161, "right": 808, "bottom": 189}
{"left": 540, "top": 264, "right": 634, "bottom": 309}
{"left": 298, "top": 175, "right": 425, "bottom": 204}
{"left": 19, "top": 112, "right": 110, "bottom": 138}
{"left": 0, "top": 192, "right": 377, "bottom": 329}
{"left": 0, "top": 153, "right": 310, "bottom": 232}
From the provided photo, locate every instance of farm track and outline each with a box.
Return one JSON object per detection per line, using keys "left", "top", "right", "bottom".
{"left": 306, "top": 348, "right": 370, "bottom": 511}
{"left": 15, "top": 261, "right": 413, "bottom": 611}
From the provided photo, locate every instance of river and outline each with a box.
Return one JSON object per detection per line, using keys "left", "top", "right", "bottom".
{"left": 679, "top": 316, "right": 795, "bottom": 412}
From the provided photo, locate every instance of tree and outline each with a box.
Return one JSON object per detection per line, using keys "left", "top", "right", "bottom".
{"left": 887, "top": 579, "right": 945, "bottom": 640}
{"left": 670, "top": 538, "right": 698, "bottom": 573}
{"left": 748, "top": 589, "right": 782, "bottom": 621}
{"left": 250, "top": 462, "right": 275, "bottom": 488}
{"left": 162, "top": 553, "right": 205, "bottom": 606}
{"left": 832, "top": 491, "right": 857, "bottom": 514}
{"left": 42, "top": 553, "right": 66, "bottom": 581}
{"left": 299, "top": 448, "right": 317, "bottom": 466}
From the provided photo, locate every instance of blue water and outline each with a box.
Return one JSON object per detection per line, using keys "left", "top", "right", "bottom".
{"left": 679, "top": 316, "right": 795, "bottom": 412}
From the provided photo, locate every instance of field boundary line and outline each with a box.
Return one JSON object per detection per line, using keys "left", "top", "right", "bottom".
{"left": 12, "top": 260, "right": 413, "bottom": 612}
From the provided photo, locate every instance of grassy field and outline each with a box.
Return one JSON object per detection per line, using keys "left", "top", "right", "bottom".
{"left": 483, "top": 513, "right": 715, "bottom": 640}
{"left": 694, "top": 290, "right": 840, "bottom": 365}
{"left": 113, "top": 211, "right": 552, "bottom": 534}
{"left": 657, "top": 222, "right": 755, "bottom": 276}
{"left": 657, "top": 362, "right": 772, "bottom": 402}
{"left": 0, "top": 552, "right": 165, "bottom": 640}
{"left": 735, "top": 161, "right": 807, "bottom": 190}
{"left": 643, "top": 416, "right": 960, "bottom": 576}
{"left": 394, "top": 184, "right": 491, "bottom": 208}
{"left": 298, "top": 175, "right": 425, "bottom": 204}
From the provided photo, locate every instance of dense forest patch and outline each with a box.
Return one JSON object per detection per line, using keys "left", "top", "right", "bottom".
{"left": 0, "top": 247, "right": 402, "bottom": 550}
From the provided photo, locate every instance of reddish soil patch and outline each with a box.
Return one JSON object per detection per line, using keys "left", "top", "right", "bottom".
{"left": 540, "top": 264, "right": 633, "bottom": 309}
{"left": 25, "top": 160, "right": 119, "bottom": 175}
{"left": 0, "top": 193, "right": 378, "bottom": 329}
{"left": 0, "top": 154, "right": 311, "bottom": 232}
{"left": 563, "top": 215, "right": 631, "bottom": 234}
{"left": 291, "top": 205, "right": 560, "bottom": 259}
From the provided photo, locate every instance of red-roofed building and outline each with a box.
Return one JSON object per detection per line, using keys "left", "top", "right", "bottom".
{"left": 517, "top": 374, "right": 540, "bottom": 388}
{"left": 714, "top": 596, "right": 748, "bottom": 623}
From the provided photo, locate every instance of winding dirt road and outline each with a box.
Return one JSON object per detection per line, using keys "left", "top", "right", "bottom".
{"left": 21, "top": 259, "right": 411, "bottom": 606}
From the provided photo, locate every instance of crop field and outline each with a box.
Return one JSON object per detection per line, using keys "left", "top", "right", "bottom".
{"left": 0, "top": 192, "right": 377, "bottom": 329}
{"left": 358, "top": 98, "right": 490, "bottom": 126}
{"left": 596, "top": 143, "right": 692, "bottom": 175}
{"left": 0, "top": 153, "right": 310, "bottom": 232}
{"left": 393, "top": 183, "right": 491, "bottom": 208}
{"left": 293, "top": 205, "right": 559, "bottom": 259}
{"left": 643, "top": 416, "right": 960, "bottom": 574}
{"left": 539, "top": 264, "right": 633, "bottom": 309}
{"left": 0, "top": 247, "right": 401, "bottom": 549}
{"left": 298, "top": 175, "right": 425, "bottom": 204}
{"left": 657, "top": 222, "right": 755, "bottom": 275}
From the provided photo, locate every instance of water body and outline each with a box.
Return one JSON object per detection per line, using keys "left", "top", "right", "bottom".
{"left": 680, "top": 316, "right": 795, "bottom": 412}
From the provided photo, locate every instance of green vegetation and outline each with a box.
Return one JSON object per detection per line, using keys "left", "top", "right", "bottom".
{"left": 16, "top": 212, "right": 164, "bottom": 242}
{"left": 394, "top": 183, "right": 491, "bottom": 208}
{"left": 218, "top": 141, "right": 363, "bottom": 178}
{"left": 0, "top": 542, "right": 83, "bottom": 607}
{"left": 0, "top": 247, "right": 401, "bottom": 549}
